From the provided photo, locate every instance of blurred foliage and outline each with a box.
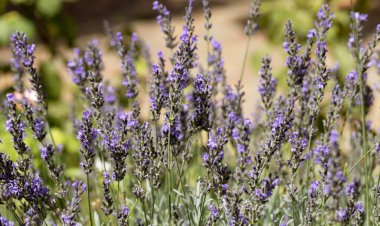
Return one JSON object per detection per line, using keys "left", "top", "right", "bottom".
{"left": 0, "top": 0, "right": 76, "bottom": 49}
{"left": 0, "top": 11, "right": 35, "bottom": 44}
{"left": 40, "top": 61, "right": 62, "bottom": 101}
{"left": 260, "top": 0, "right": 362, "bottom": 42}
{"left": 258, "top": 0, "right": 374, "bottom": 85}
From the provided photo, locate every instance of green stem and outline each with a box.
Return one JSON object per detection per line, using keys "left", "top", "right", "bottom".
{"left": 359, "top": 75, "right": 370, "bottom": 226}
{"left": 377, "top": 170, "right": 380, "bottom": 193}
{"left": 290, "top": 176, "right": 299, "bottom": 226}
{"left": 167, "top": 112, "right": 173, "bottom": 225}
{"left": 150, "top": 175, "right": 156, "bottom": 221}
{"left": 198, "top": 191, "right": 207, "bottom": 226}
{"left": 116, "top": 181, "right": 120, "bottom": 225}
{"left": 206, "top": 28, "right": 211, "bottom": 74}
{"left": 149, "top": 179, "right": 155, "bottom": 225}
{"left": 292, "top": 197, "right": 298, "bottom": 226}
{"left": 168, "top": 167, "right": 173, "bottom": 225}
{"left": 6, "top": 203, "right": 9, "bottom": 221}
{"left": 43, "top": 219, "right": 50, "bottom": 226}
{"left": 305, "top": 118, "right": 315, "bottom": 191}
{"left": 6, "top": 202, "right": 22, "bottom": 225}
{"left": 321, "top": 193, "right": 326, "bottom": 225}
{"left": 346, "top": 143, "right": 376, "bottom": 177}
{"left": 125, "top": 199, "right": 138, "bottom": 223}
{"left": 338, "top": 86, "right": 357, "bottom": 146}
{"left": 374, "top": 169, "right": 380, "bottom": 220}
{"left": 142, "top": 199, "right": 149, "bottom": 225}
{"left": 86, "top": 173, "right": 94, "bottom": 226}
{"left": 48, "top": 199, "right": 64, "bottom": 225}
{"left": 151, "top": 120, "right": 159, "bottom": 223}
{"left": 198, "top": 134, "right": 208, "bottom": 226}
{"left": 150, "top": 176, "right": 155, "bottom": 224}
{"left": 239, "top": 36, "right": 252, "bottom": 82}
{"left": 175, "top": 156, "right": 193, "bottom": 225}
{"left": 351, "top": 15, "right": 371, "bottom": 224}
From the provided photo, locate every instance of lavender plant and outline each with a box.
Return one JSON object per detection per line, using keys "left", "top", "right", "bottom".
{"left": 1, "top": 1, "right": 380, "bottom": 226}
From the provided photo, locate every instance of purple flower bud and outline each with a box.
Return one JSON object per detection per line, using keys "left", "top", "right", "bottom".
{"left": 355, "top": 201, "right": 365, "bottom": 214}
{"left": 207, "top": 134, "right": 218, "bottom": 149}
{"left": 105, "top": 86, "right": 116, "bottom": 104}
{"left": 131, "top": 33, "right": 138, "bottom": 42}
{"left": 83, "top": 110, "right": 91, "bottom": 120}
{"left": 203, "top": 152, "right": 209, "bottom": 163}
{"left": 330, "top": 130, "right": 339, "bottom": 144}
{"left": 153, "top": 1, "right": 176, "bottom": 50}
{"left": 314, "top": 145, "right": 330, "bottom": 164}
{"left": 323, "top": 184, "right": 331, "bottom": 195}
{"left": 345, "top": 180, "right": 359, "bottom": 195}
{"left": 6, "top": 93, "right": 14, "bottom": 103}
{"left": 152, "top": 1, "right": 159, "bottom": 10}
{"left": 346, "top": 70, "right": 358, "bottom": 82}
{"left": 244, "top": 0, "right": 261, "bottom": 36}
{"left": 272, "top": 178, "right": 280, "bottom": 186}
{"left": 307, "top": 29, "right": 316, "bottom": 39}
{"left": 40, "top": 146, "right": 48, "bottom": 160}
{"left": 351, "top": 12, "right": 368, "bottom": 22}
{"left": 220, "top": 184, "right": 229, "bottom": 190}
{"left": 0, "top": 216, "right": 14, "bottom": 226}
{"left": 337, "top": 208, "right": 348, "bottom": 222}
{"left": 209, "top": 204, "right": 218, "bottom": 217}
{"left": 309, "top": 181, "right": 320, "bottom": 196}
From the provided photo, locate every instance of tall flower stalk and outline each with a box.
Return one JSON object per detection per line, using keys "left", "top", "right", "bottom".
{"left": 240, "top": 0, "right": 261, "bottom": 82}
{"left": 348, "top": 11, "right": 380, "bottom": 225}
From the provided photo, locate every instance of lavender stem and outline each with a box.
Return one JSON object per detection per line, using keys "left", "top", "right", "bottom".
{"left": 174, "top": 156, "right": 193, "bottom": 224}
{"left": 86, "top": 173, "right": 94, "bottom": 226}
{"left": 239, "top": 35, "right": 252, "bottom": 82}
{"left": 117, "top": 181, "right": 120, "bottom": 225}
{"left": 346, "top": 143, "right": 376, "bottom": 176}
{"left": 359, "top": 73, "right": 370, "bottom": 225}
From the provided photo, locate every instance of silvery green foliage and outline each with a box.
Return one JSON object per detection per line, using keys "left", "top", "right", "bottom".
{"left": 2, "top": 1, "right": 380, "bottom": 226}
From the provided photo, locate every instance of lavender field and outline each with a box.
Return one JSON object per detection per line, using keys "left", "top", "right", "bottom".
{"left": 1, "top": 0, "right": 380, "bottom": 225}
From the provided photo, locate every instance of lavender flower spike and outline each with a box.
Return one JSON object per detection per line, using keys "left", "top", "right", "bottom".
{"left": 67, "top": 48, "right": 86, "bottom": 89}
{"left": 153, "top": 1, "right": 177, "bottom": 50}
{"left": 101, "top": 172, "right": 114, "bottom": 215}
{"left": 191, "top": 73, "right": 213, "bottom": 132}
{"left": 107, "top": 113, "right": 131, "bottom": 181}
{"left": 258, "top": 56, "right": 276, "bottom": 112}
{"left": 77, "top": 110, "right": 97, "bottom": 174}
{"left": 84, "top": 40, "right": 103, "bottom": 82}
{"left": 61, "top": 180, "right": 87, "bottom": 225}
{"left": 244, "top": 0, "right": 262, "bottom": 36}
{"left": 9, "top": 34, "right": 24, "bottom": 93}
{"left": 122, "top": 54, "right": 138, "bottom": 99}
{"left": 10, "top": 32, "right": 47, "bottom": 112}
{"left": 150, "top": 63, "right": 165, "bottom": 121}
{"left": 6, "top": 93, "right": 32, "bottom": 174}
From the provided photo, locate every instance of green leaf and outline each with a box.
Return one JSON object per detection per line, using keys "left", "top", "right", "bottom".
{"left": 36, "top": 0, "right": 62, "bottom": 18}
{"left": 0, "top": 11, "right": 36, "bottom": 45}
{"left": 173, "top": 189, "right": 184, "bottom": 197}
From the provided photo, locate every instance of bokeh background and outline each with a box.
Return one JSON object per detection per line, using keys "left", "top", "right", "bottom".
{"left": 0, "top": 0, "right": 380, "bottom": 171}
